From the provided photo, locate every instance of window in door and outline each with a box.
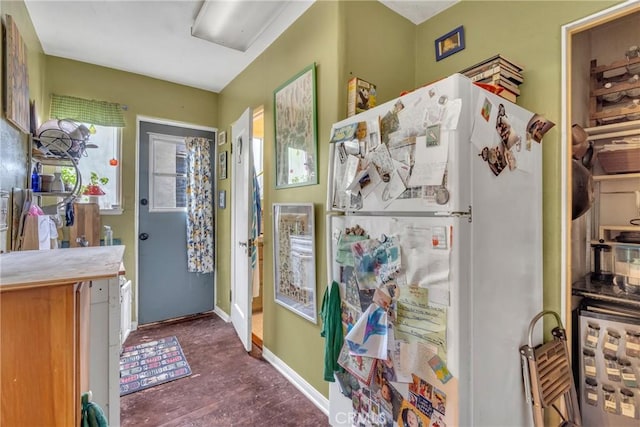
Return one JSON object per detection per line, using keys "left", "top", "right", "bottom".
{"left": 148, "top": 133, "right": 187, "bottom": 212}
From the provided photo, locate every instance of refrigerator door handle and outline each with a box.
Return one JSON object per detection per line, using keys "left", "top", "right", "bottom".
{"left": 452, "top": 205, "right": 472, "bottom": 222}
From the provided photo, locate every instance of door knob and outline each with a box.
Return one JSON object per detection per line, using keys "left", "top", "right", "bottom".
{"left": 140, "top": 198, "right": 148, "bottom": 205}
{"left": 139, "top": 233, "right": 149, "bottom": 241}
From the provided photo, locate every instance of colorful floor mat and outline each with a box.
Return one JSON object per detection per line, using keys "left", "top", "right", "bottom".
{"left": 120, "top": 336, "right": 192, "bottom": 396}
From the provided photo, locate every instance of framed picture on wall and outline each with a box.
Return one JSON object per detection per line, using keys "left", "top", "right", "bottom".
{"left": 435, "top": 25, "right": 465, "bottom": 61}
{"left": 273, "top": 63, "right": 318, "bottom": 189}
{"left": 218, "top": 131, "right": 226, "bottom": 146}
{"left": 4, "top": 15, "right": 30, "bottom": 133}
{"left": 219, "top": 151, "right": 227, "bottom": 180}
{"left": 272, "top": 203, "right": 317, "bottom": 323}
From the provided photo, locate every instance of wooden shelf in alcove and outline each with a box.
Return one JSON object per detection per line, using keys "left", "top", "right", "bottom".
{"left": 593, "top": 172, "right": 640, "bottom": 181}
{"left": 590, "top": 55, "right": 640, "bottom": 75}
{"left": 589, "top": 56, "right": 640, "bottom": 125}
{"left": 585, "top": 119, "right": 640, "bottom": 140}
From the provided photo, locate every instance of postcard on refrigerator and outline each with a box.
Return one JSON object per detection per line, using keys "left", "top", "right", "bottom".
{"left": 337, "top": 342, "right": 377, "bottom": 386}
{"left": 398, "top": 399, "right": 432, "bottom": 427}
{"left": 428, "top": 353, "right": 453, "bottom": 384}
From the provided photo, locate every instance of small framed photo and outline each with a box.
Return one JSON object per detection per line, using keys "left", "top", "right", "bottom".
{"left": 219, "top": 151, "right": 227, "bottom": 180}
{"left": 218, "top": 130, "right": 226, "bottom": 146}
{"left": 435, "top": 25, "right": 465, "bottom": 61}
{"left": 218, "top": 190, "right": 226, "bottom": 209}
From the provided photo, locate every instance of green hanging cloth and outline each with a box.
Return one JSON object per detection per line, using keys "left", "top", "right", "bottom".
{"left": 320, "top": 281, "right": 344, "bottom": 382}
{"left": 81, "top": 392, "right": 109, "bottom": 427}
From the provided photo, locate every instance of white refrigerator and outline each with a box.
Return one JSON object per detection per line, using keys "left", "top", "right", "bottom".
{"left": 326, "top": 74, "right": 545, "bottom": 426}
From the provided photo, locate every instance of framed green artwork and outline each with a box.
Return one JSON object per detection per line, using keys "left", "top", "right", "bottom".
{"left": 273, "top": 63, "right": 317, "bottom": 189}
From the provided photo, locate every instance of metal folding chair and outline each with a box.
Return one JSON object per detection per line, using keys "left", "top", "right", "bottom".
{"left": 520, "top": 311, "right": 582, "bottom": 426}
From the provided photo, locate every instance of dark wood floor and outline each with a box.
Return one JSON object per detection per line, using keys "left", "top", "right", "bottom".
{"left": 120, "top": 312, "right": 329, "bottom": 426}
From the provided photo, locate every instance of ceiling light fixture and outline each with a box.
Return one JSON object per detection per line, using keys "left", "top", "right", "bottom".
{"left": 191, "top": 0, "right": 290, "bottom": 52}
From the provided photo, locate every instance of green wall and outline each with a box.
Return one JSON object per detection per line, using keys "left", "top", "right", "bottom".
{"left": 215, "top": 0, "right": 416, "bottom": 396}
{"left": 45, "top": 57, "right": 218, "bottom": 312}
{"left": 342, "top": 0, "right": 417, "bottom": 111}
{"left": 414, "top": 0, "right": 619, "bottom": 316}
{"left": 0, "top": 0, "right": 46, "bottom": 193}
{"left": 216, "top": 1, "right": 342, "bottom": 397}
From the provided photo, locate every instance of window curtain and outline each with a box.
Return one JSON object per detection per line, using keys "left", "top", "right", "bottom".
{"left": 50, "top": 94, "right": 126, "bottom": 127}
{"left": 185, "top": 137, "right": 214, "bottom": 273}
{"left": 251, "top": 169, "right": 262, "bottom": 297}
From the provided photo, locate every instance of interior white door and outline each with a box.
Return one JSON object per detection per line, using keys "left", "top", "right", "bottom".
{"left": 230, "top": 108, "right": 253, "bottom": 351}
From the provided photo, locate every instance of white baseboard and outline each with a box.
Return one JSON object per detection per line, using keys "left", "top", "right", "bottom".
{"left": 131, "top": 321, "right": 138, "bottom": 332}
{"left": 262, "top": 346, "right": 329, "bottom": 417}
{"left": 214, "top": 306, "right": 231, "bottom": 322}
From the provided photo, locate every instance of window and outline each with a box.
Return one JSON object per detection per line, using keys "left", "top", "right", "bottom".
{"left": 148, "top": 133, "right": 187, "bottom": 212}
{"left": 63, "top": 123, "right": 122, "bottom": 213}
{"left": 49, "top": 93, "right": 125, "bottom": 214}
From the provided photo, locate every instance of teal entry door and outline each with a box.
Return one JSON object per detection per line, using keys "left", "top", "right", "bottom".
{"left": 138, "top": 120, "right": 216, "bottom": 324}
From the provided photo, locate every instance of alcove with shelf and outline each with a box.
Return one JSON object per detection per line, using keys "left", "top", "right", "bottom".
{"left": 565, "top": 7, "right": 640, "bottom": 426}
{"left": 568, "top": 6, "right": 640, "bottom": 303}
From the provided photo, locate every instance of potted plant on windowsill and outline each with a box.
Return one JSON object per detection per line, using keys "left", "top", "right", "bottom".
{"left": 60, "top": 166, "right": 81, "bottom": 192}
{"left": 82, "top": 171, "right": 109, "bottom": 204}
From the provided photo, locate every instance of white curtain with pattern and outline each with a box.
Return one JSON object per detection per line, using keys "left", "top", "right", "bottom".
{"left": 185, "top": 137, "right": 213, "bottom": 273}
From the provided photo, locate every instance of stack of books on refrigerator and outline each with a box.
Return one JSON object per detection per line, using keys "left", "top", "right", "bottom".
{"left": 460, "top": 54, "right": 524, "bottom": 103}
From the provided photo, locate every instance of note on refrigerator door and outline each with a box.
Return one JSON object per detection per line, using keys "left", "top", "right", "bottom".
{"left": 441, "top": 98, "right": 463, "bottom": 130}
{"left": 397, "top": 340, "right": 439, "bottom": 380}
{"left": 408, "top": 135, "right": 449, "bottom": 187}
{"left": 336, "top": 233, "right": 369, "bottom": 267}
{"left": 471, "top": 95, "right": 500, "bottom": 150}
{"left": 375, "top": 170, "right": 407, "bottom": 209}
{"left": 507, "top": 113, "right": 533, "bottom": 174}
{"left": 428, "top": 353, "right": 453, "bottom": 384}
{"left": 397, "top": 225, "right": 451, "bottom": 306}
{"left": 395, "top": 287, "right": 447, "bottom": 360}
{"left": 343, "top": 154, "right": 362, "bottom": 191}
{"left": 352, "top": 235, "right": 402, "bottom": 289}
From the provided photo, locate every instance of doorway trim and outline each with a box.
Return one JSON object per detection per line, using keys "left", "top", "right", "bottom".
{"left": 134, "top": 115, "right": 217, "bottom": 329}
{"left": 560, "top": 0, "right": 639, "bottom": 327}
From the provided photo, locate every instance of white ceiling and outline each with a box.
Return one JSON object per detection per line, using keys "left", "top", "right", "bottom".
{"left": 24, "top": 1, "right": 458, "bottom": 93}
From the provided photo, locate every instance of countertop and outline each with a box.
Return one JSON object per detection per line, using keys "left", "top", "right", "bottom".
{"left": 0, "top": 245, "right": 125, "bottom": 291}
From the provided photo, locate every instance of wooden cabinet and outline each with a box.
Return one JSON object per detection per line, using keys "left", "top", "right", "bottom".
{"left": 0, "top": 246, "right": 125, "bottom": 427}
{"left": 1, "top": 281, "right": 88, "bottom": 426}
